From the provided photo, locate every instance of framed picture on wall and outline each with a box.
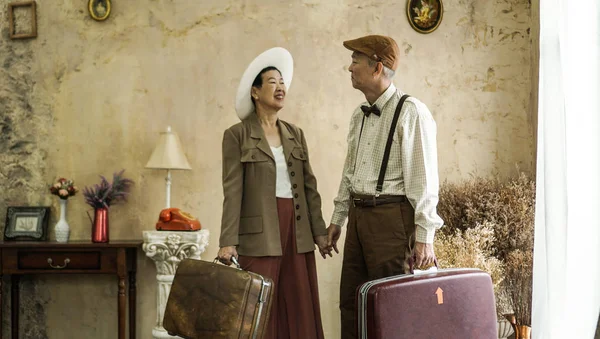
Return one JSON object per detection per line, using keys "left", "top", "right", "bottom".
{"left": 8, "top": 1, "right": 37, "bottom": 39}
{"left": 88, "top": 0, "right": 111, "bottom": 21}
{"left": 407, "top": 0, "right": 443, "bottom": 34}
{"left": 4, "top": 206, "right": 50, "bottom": 241}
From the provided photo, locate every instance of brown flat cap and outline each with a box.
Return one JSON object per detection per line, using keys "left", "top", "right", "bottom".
{"left": 343, "top": 35, "right": 400, "bottom": 71}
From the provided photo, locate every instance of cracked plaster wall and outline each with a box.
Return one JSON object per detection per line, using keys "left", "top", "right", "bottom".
{"left": 0, "top": 0, "right": 537, "bottom": 337}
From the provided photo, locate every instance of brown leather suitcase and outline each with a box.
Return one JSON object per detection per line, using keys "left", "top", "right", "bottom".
{"left": 356, "top": 268, "right": 498, "bottom": 339}
{"left": 163, "top": 258, "right": 274, "bottom": 339}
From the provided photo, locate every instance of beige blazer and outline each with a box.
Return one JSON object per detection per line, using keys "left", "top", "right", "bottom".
{"left": 219, "top": 113, "right": 327, "bottom": 256}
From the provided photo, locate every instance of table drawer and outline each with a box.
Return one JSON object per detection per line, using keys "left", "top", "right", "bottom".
{"left": 18, "top": 251, "right": 101, "bottom": 270}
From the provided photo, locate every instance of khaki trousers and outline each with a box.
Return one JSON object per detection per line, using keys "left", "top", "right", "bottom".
{"left": 339, "top": 197, "right": 416, "bottom": 339}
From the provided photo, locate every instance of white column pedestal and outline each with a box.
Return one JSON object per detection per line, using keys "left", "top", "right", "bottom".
{"left": 142, "top": 230, "right": 210, "bottom": 339}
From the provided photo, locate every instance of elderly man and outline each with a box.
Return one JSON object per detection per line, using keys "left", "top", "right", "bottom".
{"left": 326, "top": 35, "right": 444, "bottom": 338}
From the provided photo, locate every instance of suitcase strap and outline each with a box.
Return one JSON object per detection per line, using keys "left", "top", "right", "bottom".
{"left": 213, "top": 256, "right": 270, "bottom": 339}
{"left": 251, "top": 276, "right": 270, "bottom": 339}
{"left": 230, "top": 256, "right": 242, "bottom": 269}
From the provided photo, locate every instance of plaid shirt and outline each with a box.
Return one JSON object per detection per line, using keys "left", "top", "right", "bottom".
{"left": 331, "top": 83, "right": 444, "bottom": 243}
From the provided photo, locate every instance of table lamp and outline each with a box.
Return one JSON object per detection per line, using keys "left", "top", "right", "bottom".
{"left": 145, "top": 126, "right": 192, "bottom": 208}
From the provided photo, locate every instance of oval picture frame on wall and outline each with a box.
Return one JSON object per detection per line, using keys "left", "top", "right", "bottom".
{"left": 407, "top": 0, "right": 443, "bottom": 34}
{"left": 88, "top": 0, "right": 111, "bottom": 21}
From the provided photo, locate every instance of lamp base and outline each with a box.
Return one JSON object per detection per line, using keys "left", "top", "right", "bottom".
{"left": 164, "top": 169, "right": 172, "bottom": 209}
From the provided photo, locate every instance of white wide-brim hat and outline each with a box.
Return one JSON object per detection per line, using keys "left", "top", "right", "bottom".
{"left": 235, "top": 47, "right": 294, "bottom": 120}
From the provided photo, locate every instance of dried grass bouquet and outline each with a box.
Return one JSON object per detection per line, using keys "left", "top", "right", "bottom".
{"left": 436, "top": 171, "right": 535, "bottom": 323}
{"left": 503, "top": 249, "right": 533, "bottom": 326}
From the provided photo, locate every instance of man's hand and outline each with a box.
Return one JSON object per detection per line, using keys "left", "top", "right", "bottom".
{"left": 217, "top": 246, "right": 238, "bottom": 266}
{"left": 413, "top": 242, "right": 435, "bottom": 269}
{"left": 326, "top": 224, "right": 342, "bottom": 254}
{"left": 314, "top": 235, "right": 332, "bottom": 259}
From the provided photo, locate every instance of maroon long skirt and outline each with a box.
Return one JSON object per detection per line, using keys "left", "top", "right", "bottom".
{"left": 238, "top": 198, "right": 325, "bottom": 339}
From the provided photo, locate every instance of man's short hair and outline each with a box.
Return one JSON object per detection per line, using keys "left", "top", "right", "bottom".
{"left": 366, "top": 58, "right": 396, "bottom": 79}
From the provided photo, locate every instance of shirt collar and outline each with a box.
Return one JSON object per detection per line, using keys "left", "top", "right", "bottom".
{"left": 370, "top": 83, "right": 397, "bottom": 110}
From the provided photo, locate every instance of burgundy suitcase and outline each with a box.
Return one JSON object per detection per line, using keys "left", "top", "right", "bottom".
{"left": 356, "top": 268, "right": 498, "bottom": 339}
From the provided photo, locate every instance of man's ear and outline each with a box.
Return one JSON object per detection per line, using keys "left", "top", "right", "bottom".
{"left": 372, "top": 62, "right": 384, "bottom": 77}
{"left": 251, "top": 87, "right": 259, "bottom": 100}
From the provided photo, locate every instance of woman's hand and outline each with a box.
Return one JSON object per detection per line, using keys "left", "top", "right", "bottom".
{"left": 314, "top": 235, "right": 333, "bottom": 259}
{"left": 217, "top": 246, "right": 238, "bottom": 266}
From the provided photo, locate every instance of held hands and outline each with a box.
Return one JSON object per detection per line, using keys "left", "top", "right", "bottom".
{"left": 413, "top": 242, "right": 436, "bottom": 269}
{"left": 326, "top": 224, "right": 341, "bottom": 255}
{"left": 313, "top": 223, "right": 344, "bottom": 260}
{"left": 314, "top": 235, "right": 333, "bottom": 259}
{"left": 217, "top": 246, "right": 238, "bottom": 266}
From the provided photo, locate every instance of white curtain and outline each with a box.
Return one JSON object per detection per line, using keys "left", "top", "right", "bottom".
{"left": 532, "top": 0, "right": 600, "bottom": 338}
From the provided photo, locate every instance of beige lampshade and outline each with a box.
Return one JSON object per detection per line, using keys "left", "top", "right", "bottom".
{"left": 145, "top": 126, "right": 192, "bottom": 170}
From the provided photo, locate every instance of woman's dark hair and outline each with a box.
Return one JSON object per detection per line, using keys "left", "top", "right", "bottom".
{"left": 251, "top": 66, "right": 282, "bottom": 105}
{"left": 252, "top": 66, "right": 281, "bottom": 88}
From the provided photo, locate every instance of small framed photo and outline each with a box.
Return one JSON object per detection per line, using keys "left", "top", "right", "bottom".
{"left": 407, "top": 0, "right": 443, "bottom": 34}
{"left": 4, "top": 206, "right": 50, "bottom": 241}
{"left": 88, "top": 0, "right": 111, "bottom": 21}
{"left": 8, "top": 1, "right": 37, "bottom": 39}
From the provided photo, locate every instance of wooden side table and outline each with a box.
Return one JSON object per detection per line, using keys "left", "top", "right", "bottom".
{"left": 0, "top": 240, "right": 141, "bottom": 339}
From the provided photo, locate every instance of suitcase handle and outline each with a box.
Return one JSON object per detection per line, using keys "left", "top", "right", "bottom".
{"left": 406, "top": 234, "right": 439, "bottom": 274}
{"left": 407, "top": 256, "right": 439, "bottom": 274}
{"left": 213, "top": 256, "right": 242, "bottom": 270}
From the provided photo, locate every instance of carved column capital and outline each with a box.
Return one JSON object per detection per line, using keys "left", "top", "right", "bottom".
{"left": 143, "top": 230, "right": 209, "bottom": 275}
{"left": 142, "top": 230, "right": 210, "bottom": 339}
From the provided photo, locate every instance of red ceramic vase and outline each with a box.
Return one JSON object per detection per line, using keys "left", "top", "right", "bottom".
{"left": 92, "top": 208, "right": 109, "bottom": 243}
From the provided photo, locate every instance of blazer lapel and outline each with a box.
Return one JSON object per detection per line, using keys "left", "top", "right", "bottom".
{"left": 248, "top": 114, "right": 274, "bottom": 160}
{"left": 278, "top": 120, "right": 296, "bottom": 162}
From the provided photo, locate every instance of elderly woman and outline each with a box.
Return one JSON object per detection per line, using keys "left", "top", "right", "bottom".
{"left": 217, "top": 47, "right": 331, "bottom": 339}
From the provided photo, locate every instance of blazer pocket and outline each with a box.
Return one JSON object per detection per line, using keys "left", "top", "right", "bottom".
{"left": 291, "top": 147, "right": 306, "bottom": 161}
{"left": 241, "top": 148, "right": 270, "bottom": 163}
{"left": 239, "top": 216, "right": 263, "bottom": 234}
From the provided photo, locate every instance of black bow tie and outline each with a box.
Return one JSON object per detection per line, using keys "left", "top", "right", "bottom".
{"left": 361, "top": 104, "right": 381, "bottom": 117}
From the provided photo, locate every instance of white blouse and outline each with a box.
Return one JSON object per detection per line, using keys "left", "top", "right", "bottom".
{"left": 270, "top": 145, "right": 293, "bottom": 198}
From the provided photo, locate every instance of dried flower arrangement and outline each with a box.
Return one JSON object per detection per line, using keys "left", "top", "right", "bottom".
{"left": 435, "top": 221, "right": 504, "bottom": 293}
{"left": 437, "top": 172, "right": 535, "bottom": 261}
{"left": 436, "top": 172, "right": 535, "bottom": 326}
{"left": 82, "top": 170, "right": 134, "bottom": 209}
{"left": 503, "top": 249, "right": 533, "bottom": 326}
{"left": 49, "top": 177, "right": 79, "bottom": 200}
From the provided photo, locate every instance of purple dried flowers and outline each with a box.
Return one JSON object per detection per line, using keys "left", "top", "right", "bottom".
{"left": 82, "top": 170, "right": 134, "bottom": 209}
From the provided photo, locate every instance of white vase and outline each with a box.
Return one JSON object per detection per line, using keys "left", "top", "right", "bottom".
{"left": 54, "top": 199, "right": 70, "bottom": 243}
